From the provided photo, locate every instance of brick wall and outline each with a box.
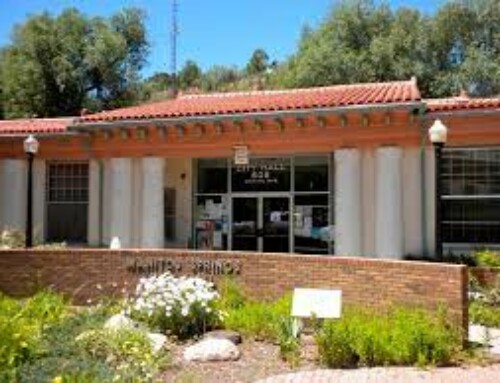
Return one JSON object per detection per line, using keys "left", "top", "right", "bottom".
{"left": 0, "top": 249, "right": 468, "bottom": 331}
{"left": 470, "top": 267, "right": 499, "bottom": 288}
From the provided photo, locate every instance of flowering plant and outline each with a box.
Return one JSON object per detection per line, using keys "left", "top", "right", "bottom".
{"left": 128, "top": 273, "right": 222, "bottom": 339}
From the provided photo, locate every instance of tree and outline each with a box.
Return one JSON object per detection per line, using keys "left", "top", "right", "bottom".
{"left": 272, "top": 0, "right": 500, "bottom": 97}
{"left": 246, "top": 49, "right": 270, "bottom": 76}
{"left": 201, "top": 65, "right": 241, "bottom": 92}
{"left": 178, "top": 60, "right": 202, "bottom": 90}
{"left": 0, "top": 7, "right": 148, "bottom": 118}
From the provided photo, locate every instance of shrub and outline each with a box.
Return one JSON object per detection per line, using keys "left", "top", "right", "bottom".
{"left": 222, "top": 294, "right": 291, "bottom": 342}
{"left": 128, "top": 273, "right": 221, "bottom": 339}
{"left": 75, "top": 327, "right": 167, "bottom": 382}
{"left": 216, "top": 276, "right": 247, "bottom": 310}
{"left": 0, "top": 229, "right": 66, "bottom": 249}
{"left": 469, "top": 301, "right": 500, "bottom": 328}
{"left": 0, "top": 291, "right": 67, "bottom": 381}
{"left": 275, "top": 317, "right": 301, "bottom": 366}
{"left": 474, "top": 250, "right": 500, "bottom": 268}
{"left": 315, "top": 307, "right": 462, "bottom": 368}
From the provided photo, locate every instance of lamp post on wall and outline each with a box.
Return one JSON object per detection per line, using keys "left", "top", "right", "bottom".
{"left": 428, "top": 119, "right": 448, "bottom": 259}
{"left": 23, "top": 135, "right": 39, "bottom": 248}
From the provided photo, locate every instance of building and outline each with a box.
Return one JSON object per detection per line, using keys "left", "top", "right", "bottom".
{"left": 0, "top": 79, "right": 499, "bottom": 258}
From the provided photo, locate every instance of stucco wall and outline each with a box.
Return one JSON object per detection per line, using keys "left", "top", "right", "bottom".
{"left": 165, "top": 158, "right": 193, "bottom": 248}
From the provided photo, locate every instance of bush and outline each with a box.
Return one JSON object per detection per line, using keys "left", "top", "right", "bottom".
{"left": 469, "top": 301, "right": 500, "bottom": 328}
{"left": 275, "top": 317, "right": 301, "bottom": 366}
{"left": 128, "top": 273, "right": 221, "bottom": 339}
{"left": 316, "top": 319, "right": 358, "bottom": 368}
{"left": 474, "top": 250, "right": 500, "bottom": 268}
{"left": 76, "top": 327, "right": 167, "bottom": 382}
{"left": 222, "top": 295, "right": 291, "bottom": 342}
{"left": 0, "top": 291, "right": 67, "bottom": 381}
{"left": 0, "top": 229, "right": 66, "bottom": 249}
{"left": 315, "top": 307, "right": 462, "bottom": 368}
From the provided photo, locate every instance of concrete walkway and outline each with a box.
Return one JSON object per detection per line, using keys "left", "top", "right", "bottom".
{"left": 255, "top": 365, "right": 500, "bottom": 383}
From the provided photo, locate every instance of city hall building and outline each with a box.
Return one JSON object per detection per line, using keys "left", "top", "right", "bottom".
{"left": 0, "top": 79, "right": 499, "bottom": 259}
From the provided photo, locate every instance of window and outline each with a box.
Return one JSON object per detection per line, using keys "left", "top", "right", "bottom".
{"left": 442, "top": 148, "right": 500, "bottom": 244}
{"left": 164, "top": 188, "right": 176, "bottom": 241}
{"left": 46, "top": 162, "right": 88, "bottom": 243}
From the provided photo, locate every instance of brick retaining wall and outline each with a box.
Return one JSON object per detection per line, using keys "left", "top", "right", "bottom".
{"left": 470, "top": 267, "right": 499, "bottom": 288}
{"left": 0, "top": 249, "right": 468, "bottom": 331}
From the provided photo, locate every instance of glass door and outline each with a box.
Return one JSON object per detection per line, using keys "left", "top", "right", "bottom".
{"left": 232, "top": 197, "right": 258, "bottom": 251}
{"left": 262, "top": 197, "right": 290, "bottom": 253}
{"left": 232, "top": 196, "right": 290, "bottom": 252}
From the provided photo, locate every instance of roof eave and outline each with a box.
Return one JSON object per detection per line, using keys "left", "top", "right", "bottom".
{"left": 70, "top": 101, "right": 424, "bottom": 131}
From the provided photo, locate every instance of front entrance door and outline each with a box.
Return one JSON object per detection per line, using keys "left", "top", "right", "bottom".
{"left": 232, "top": 196, "right": 289, "bottom": 252}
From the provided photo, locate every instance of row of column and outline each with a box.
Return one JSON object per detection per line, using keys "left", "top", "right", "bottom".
{"left": 334, "top": 146, "right": 424, "bottom": 259}
{"left": 92, "top": 157, "right": 165, "bottom": 248}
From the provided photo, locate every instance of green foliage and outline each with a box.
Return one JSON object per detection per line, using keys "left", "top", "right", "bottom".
{"left": 0, "top": 7, "right": 148, "bottom": 118}
{"left": 0, "top": 291, "right": 67, "bottom": 381}
{"left": 1, "top": 229, "right": 66, "bottom": 249}
{"left": 18, "top": 304, "right": 116, "bottom": 383}
{"left": 178, "top": 60, "right": 203, "bottom": 90}
{"left": 273, "top": 0, "right": 500, "bottom": 97}
{"left": 216, "top": 277, "right": 247, "bottom": 310}
{"left": 275, "top": 317, "right": 301, "bottom": 366}
{"left": 469, "top": 301, "right": 500, "bottom": 328}
{"left": 469, "top": 273, "right": 500, "bottom": 328}
{"left": 246, "top": 48, "right": 270, "bottom": 76}
{"left": 75, "top": 328, "right": 167, "bottom": 382}
{"left": 315, "top": 307, "right": 462, "bottom": 368}
{"left": 475, "top": 250, "right": 500, "bottom": 268}
{"left": 222, "top": 294, "right": 292, "bottom": 342}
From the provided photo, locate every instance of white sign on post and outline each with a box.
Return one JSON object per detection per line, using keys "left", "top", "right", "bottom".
{"left": 292, "top": 288, "right": 342, "bottom": 319}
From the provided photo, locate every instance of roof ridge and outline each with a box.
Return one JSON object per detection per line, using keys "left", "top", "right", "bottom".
{"left": 179, "top": 80, "right": 414, "bottom": 100}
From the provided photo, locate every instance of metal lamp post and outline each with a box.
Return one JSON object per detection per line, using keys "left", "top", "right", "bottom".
{"left": 428, "top": 119, "right": 448, "bottom": 259}
{"left": 23, "top": 135, "right": 39, "bottom": 248}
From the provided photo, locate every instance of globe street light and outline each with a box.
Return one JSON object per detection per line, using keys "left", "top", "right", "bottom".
{"left": 23, "top": 135, "right": 39, "bottom": 248}
{"left": 428, "top": 119, "right": 448, "bottom": 259}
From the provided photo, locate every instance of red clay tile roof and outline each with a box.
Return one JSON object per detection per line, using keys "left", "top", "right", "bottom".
{"left": 0, "top": 118, "right": 73, "bottom": 136}
{"left": 77, "top": 80, "right": 421, "bottom": 123}
{"left": 426, "top": 96, "right": 500, "bottom": 112}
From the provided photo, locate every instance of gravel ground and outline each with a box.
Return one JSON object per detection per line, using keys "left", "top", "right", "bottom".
{"left": 255, "top": 364, "right": 500, "bottom": 383}
{"left": 160, "top": 339, "right": 500, "bottom": 383}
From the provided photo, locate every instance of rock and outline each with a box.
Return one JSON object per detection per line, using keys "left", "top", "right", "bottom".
{"left": 148, "top": 332, "right": 167, "bottom": 353}
{"left": 469, "top": 324, "right": 489, "bottom": 345}
{"left": 104, "top": 313, "right": 136, "bottom": 331}
{"left": 204, "top": 330, "right": 242, "bottom": 345}
{"left": 183, "top": 338, "right": 240, "bottom": 362}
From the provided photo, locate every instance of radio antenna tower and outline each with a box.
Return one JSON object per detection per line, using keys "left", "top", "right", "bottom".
{"left": 170, "top": 0, "right": 179, "bottom": 96}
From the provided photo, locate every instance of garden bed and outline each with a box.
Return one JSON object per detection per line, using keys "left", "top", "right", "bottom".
{"left": 1, "top": 272, "right": 497, "bottom": 383}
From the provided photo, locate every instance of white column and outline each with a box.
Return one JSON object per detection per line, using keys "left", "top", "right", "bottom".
{"left": 87, "top": 160, "right": 101, "bottom": 246}
{"left": 424, "top": 147, "right": 436, "bottom": 256}
{"left": 109, "top": 158, "right": 133, "bottom": 248}
{"left": 140, "top": 157, "right": 165, "bottom": 248}
{"left": 33, "top": 160, "right": 46, "bottom": 243}
{"left": 361, "top": 149, "right": 376, "bottom": 256}
{"left": 375, "top": 146, "right": 404, "bottom": 259}
{"left": 403, "top": 148, "right": 423, "bottom": 256}
{"left": 0, "top": 159, "right": 26, "bottom": 232}
{"left": 335, "top": 149, "right": 362, "bottom": 256}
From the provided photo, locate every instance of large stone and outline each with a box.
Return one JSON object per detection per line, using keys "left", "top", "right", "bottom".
{"left": 183, "top": 338, "right": 240, "bottom": 362}
{"left": 204, "top": 330, "right": 242, "bottom": 345}
{"left": 148, "top": 332, "right": 167, "bottom": 353}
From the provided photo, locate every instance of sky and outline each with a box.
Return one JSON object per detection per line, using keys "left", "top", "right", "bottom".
{"left": 0, "top": 0, "right": 445, "bottom": 78}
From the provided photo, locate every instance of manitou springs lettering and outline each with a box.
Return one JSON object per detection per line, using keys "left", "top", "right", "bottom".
{"left": 126, "top": 257, "right": 241, "bottom": 277}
